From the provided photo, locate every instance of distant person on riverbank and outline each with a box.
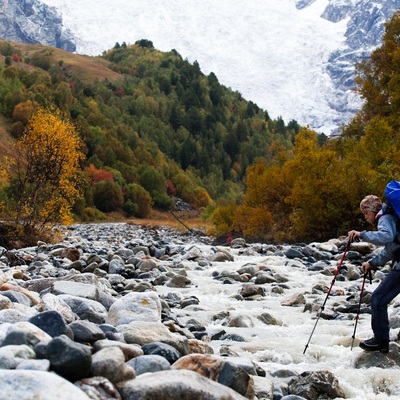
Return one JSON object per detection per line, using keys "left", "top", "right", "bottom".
{"left": 348, "top": 194, "right": 400, "bottom": 353}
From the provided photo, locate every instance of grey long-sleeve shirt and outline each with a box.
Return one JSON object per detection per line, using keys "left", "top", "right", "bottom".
{"left": 360, "top": 205, "right": 400, "bottom": 268}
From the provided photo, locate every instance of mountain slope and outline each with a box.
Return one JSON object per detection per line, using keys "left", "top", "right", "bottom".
{"left": 35, "top": 0, "right": 400, "bottom": 134}
{"left": 0, "top": 0, "right": 75, "bottom": 51}
{"left": 1, "top": 40, "right": 121, "bottom": 82}
{"left": 1, "top": 0, "right": 400, "bottom": 134}
{"left": 36, "top": 0, "right": 347, "bottom": 134}
{"left": 0, "top": 39, "right": 301, "bottom": 212}
{"left": 0, "top": 38, "right": 121, "bottom": 159}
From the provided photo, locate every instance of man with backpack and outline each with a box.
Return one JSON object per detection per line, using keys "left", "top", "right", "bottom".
{"left": 348, "top": 192, "right": 400, "bottom": 353}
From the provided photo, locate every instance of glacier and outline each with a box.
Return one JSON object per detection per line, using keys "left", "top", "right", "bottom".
{"left": 37, "top": 0, "right": 400, "bottom": 134}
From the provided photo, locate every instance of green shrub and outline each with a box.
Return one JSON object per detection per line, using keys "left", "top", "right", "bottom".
{"left": 123, "top": 199, "right": 138, "bottom": 217}
{"left": 124, "top": 183, "right": 152, "bottom": 218}
{"left": 81, "top": 207, "right": 107, "bottom": 222}
{"left": 152, "top": 191, "right": 174, "bottom": 210}
{"left": 139, "top": 166, "right": 166, "bottom": 196}
{"left": 92, "top": 181, "right": 124, "bottom": 212}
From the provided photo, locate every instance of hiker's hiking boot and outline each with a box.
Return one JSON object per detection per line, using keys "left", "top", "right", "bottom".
{"left": 359, "top": 337, "right": 389, "bottom": 353}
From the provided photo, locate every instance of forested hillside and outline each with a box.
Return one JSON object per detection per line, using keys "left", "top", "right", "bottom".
{"left": 0, "top": 38, "right": 300, "bottom": 225}
{"left": 2, "top": 9, "right": 400, "bottom": 245}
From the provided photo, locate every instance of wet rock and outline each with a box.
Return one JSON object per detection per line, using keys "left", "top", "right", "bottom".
{"left": 345, "top": 265, "right": 362, "bottom": 280}
{"left": 239, "top": 283, "right": 265, "bottom": 298}
{"left": 288, "top": 370, "right": 345, "bottom": 400}
{"left": 208, "top": 250, "right": 234, "bottom": 262}
{"left": 254, "top": 272, "right": 277, "bottom": 284}
{"left": 165, "top": 274, "right": 192, "bottom": 288}
{"left": 257, "top": 312, "right": 283, "bottom": 326}
{"left": 180, "top": 296, "right": 199, "bottom": 308}
{"left": 281, "top": 293, "right": 306, "bottom": 306}
{"left": 172, "top": 353, "right": 254, "bottom": 398}
{"left": 142, "top": 341, "right": 182, "bottom": 364}
{"left": 354, "top": 345, "right": 400, "bottom": 368}
{"left": 220, "top": 269, "right": 244, "bottom": 282}
{"left": 182, "top": 246, "right": 203, "bottom": 260}
{"left": 285, "top": 247, "right": 305, "bottom": 259}
{"left": 227, "top": 314, "right": 255, "bottom": 328}
{"left": 231, "top": 238, "right": 247, "bottom": 248}
{"left": 312, "top": 249, "right": 333, "bottom": 261}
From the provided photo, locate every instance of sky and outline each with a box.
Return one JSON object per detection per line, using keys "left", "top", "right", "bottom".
{"left": 40, "top": 0, "right": 357, "bottom": 134}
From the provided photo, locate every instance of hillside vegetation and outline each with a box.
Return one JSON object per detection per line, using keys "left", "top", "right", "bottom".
{"left": 0, "top": 38, "right": 300, "bottom": 234}
{"left": 2, "top": 8, "right": 400, "bottom": 245}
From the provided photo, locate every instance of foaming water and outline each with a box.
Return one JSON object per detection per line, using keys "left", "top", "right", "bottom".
{"left": 157, "top": 244, "right": 400, "bottom": 399}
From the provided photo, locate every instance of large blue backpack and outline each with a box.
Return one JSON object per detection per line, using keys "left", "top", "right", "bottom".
{"left": 385, "top": 180, "right": 400, "bottom": 244}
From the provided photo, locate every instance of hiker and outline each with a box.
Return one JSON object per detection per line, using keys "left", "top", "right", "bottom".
{"left": 348, "top": 194, "right": 400, "bottom": 353}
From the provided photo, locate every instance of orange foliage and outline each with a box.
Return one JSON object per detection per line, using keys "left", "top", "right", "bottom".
{"left": 85, "top": 164, "right": 114, "bottom": 184}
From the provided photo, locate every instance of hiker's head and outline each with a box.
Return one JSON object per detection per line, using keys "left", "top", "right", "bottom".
{"left": 360, "top": 195, "right": 382, "bottom": 213}
{"left": 360, "top": 195, "right": 382, "bottom": 224}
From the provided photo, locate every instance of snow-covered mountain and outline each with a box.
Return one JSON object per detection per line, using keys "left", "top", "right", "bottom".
{"left": 0, "top": 0, "right": 75, "bottom": 51}
{"left": 2, "top": 0, "right": 400, "bottom": 134}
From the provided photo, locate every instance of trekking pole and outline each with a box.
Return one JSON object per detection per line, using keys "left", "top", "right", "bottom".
{"left": 303, "top": 240, "right": 351, "bottom": 354}
{"left": 170, "top": 210, "right": 192, "bottom": 231}
{"left": 351, "top": 269, "right": 373, "bottom": 350}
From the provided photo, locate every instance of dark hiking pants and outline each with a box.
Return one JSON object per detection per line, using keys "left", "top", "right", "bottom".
{"left": 371, "top": 269, "right": 400, "bottom": 342}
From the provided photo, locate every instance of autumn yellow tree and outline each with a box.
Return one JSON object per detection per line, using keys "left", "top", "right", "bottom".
{"left": 234, "top": 160, "right": 290, "bottom": 241}
{"left": 5, "top": 107, "right": 85, "bottom": 233}
{"left": 235, "top": 128, "right": 351, "bottom": 242}
{"left": 282, "top": 128, "right": 347, "bottom": 241}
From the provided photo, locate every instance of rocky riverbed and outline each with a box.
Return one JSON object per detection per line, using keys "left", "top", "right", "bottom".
{"left": 0, "top": 222, "right": 400, "bottom": 400}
